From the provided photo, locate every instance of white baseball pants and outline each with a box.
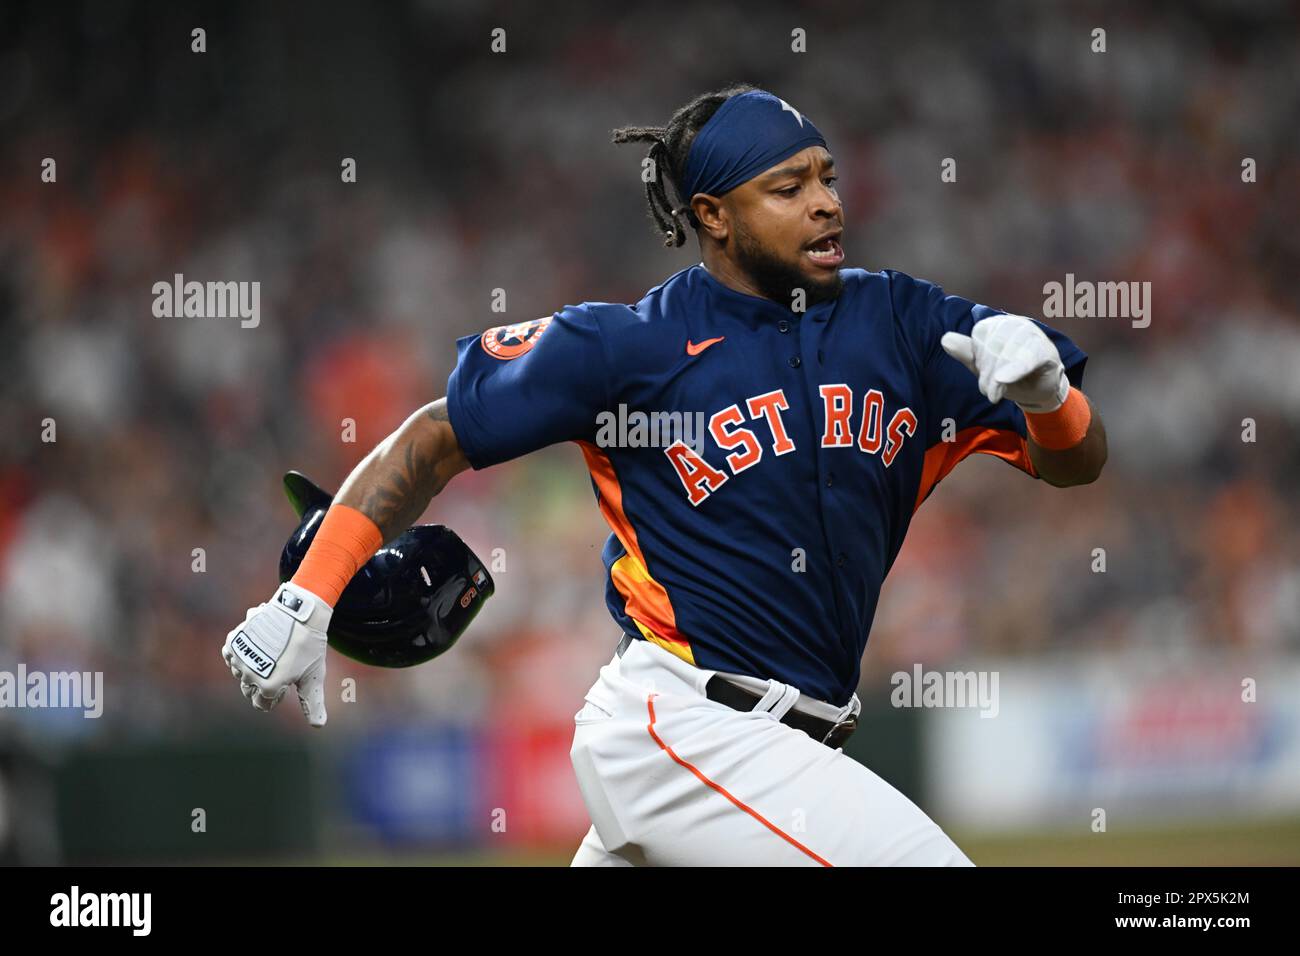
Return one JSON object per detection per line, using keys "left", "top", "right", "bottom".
{"left": 568, "top": 636, "right": 974, "bottom": 866}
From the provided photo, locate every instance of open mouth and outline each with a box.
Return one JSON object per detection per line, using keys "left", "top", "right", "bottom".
{"left": 805, "top": 235, "right": 844, "bottom": 268}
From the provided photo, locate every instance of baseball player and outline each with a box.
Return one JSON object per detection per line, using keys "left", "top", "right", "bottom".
{"left": 221, "top": 83, "right": 1106, "bottom": 866}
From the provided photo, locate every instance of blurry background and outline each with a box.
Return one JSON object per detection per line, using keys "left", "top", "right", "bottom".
{"left": 1, "top": 0, "right": 1298, "bottom": 865}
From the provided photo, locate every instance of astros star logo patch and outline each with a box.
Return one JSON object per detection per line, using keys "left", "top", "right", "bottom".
{"left": 480, "top": 316, "right": 553, "bottom": 360}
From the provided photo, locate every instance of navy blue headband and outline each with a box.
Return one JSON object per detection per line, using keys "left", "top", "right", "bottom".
{"left": 678, "top": 90, "right": 827, "bottom": 202}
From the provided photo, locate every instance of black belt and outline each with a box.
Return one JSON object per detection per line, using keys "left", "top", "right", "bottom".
{"left": 616, "top": 633, "right": 858, "bottom": 750}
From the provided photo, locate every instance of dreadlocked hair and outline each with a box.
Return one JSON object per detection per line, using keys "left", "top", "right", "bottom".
{"left": 611, "top": 82, "right": 758, "bottom": 248}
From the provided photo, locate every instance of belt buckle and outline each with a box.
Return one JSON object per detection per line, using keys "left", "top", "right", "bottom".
{"left": 821, "top": 714, "right": 858, "bottom": 749}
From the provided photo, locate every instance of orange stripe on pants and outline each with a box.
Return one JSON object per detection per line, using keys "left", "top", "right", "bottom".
{"left": 644, "top": 693, "right": 832, "bottom": 867}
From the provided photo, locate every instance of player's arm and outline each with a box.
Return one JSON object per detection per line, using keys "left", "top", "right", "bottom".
{"left": 941, "top": 314, "right": 1106, "bottom": 488}
{"left": 219, "top": 397, "right": 469, "bottom": 727}
{"left": 1025, "top": 392, "right": 1106, "bottom": 487}
{"left": 333, "top": 397, "right": 471, "bottom": 541}
{"left": 286, "top": 396, "right": 470, "bottom": 607}
{"left": 221, "top": 306, "right": 609, "bottom": 725}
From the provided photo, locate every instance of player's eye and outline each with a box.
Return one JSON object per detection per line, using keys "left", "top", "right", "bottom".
{"left": 778, "top": 185, "right": 800, "bottom": 196}
{"left": 823, "top": 176, "right": 838, "bottom": 188}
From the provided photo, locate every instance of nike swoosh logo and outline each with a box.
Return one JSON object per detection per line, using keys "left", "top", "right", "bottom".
{"left": 686, "top": 336, "right": 725, "bottom": 356}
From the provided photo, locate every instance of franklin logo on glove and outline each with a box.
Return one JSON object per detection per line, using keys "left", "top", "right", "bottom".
{"left": 230, "top": 631, "right": 276, "bottom": 678}
{"left": 221, "top": 581, "right": 332, "bottom": 727}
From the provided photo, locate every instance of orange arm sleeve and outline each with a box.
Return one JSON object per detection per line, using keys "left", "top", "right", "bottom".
{"left": 290, "top": 504, "right": 384, "bottom": 607}
{"left": 1024, "top": 387, "right": 1091, "bottom": 451}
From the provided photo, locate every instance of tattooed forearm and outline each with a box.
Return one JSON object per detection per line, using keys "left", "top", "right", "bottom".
{"left": 355, "top": 432, "right": 440, "bottom": 537}
{"left": 334, "top": 398, "right": 470, "bottom": 542}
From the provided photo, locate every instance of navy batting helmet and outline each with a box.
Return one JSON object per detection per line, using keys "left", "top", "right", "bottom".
{"left": 278, "top": 471, "right": 494, "bottom": 668}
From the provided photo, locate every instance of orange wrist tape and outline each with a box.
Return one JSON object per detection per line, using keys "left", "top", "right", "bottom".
{"left": 1025, "top": 387, "right": 1091, "bottom": 451}
{"left": 290, "top": 504, "right": 384, "bottom": 607}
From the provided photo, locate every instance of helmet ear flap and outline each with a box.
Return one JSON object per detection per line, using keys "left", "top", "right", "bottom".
{"left": 283, "top": 470, "right": 334, "bottom": 519}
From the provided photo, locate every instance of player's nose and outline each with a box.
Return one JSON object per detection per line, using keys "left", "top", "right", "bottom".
{"left": 809, "top": 183, "right": 842, "bottom": 220}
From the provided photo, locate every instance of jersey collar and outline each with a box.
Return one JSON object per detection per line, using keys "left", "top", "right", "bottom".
{"left": 692, "top": 262, "right": 837, "bottom": 325}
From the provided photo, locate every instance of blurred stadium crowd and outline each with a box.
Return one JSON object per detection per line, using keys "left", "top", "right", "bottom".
{"left": 1, "top": 0, "right": 1298, "bottom": 748}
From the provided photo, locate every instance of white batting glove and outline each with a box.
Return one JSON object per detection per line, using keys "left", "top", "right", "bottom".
{"left": 221, "top": 582, "right": 331, "bottom": 727}
{"left": 940, "top": 314, "right": 1069, "bottom": 412}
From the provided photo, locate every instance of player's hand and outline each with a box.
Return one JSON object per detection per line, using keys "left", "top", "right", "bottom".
{"left": 220, "top": 582, "right": 331, "bottom": 727}
{"left": 940, "top": 314, "right": 1069, "bottom": 413}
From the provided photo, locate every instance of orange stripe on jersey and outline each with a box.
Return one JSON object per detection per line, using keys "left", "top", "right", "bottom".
{"left": 914, "top": 427, "right": 1036, "bottom": 514}
{"left": 577, "top": 441, "right": 695, "bottom": 665}
{"left": 611, "top": 554, "right": 696, "bottom": 664}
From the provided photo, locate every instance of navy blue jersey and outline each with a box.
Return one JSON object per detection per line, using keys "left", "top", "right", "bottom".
{"left": 446, "top": 265, "right": 1086, "bottom": 705}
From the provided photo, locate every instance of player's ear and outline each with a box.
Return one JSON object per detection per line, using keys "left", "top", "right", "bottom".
{"left": 691, "top": 194, "right": 728, "bottom": 242}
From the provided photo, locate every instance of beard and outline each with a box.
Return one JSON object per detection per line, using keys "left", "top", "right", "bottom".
{"left": 733, "top": 220, "right": 843, "bottom": 309}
